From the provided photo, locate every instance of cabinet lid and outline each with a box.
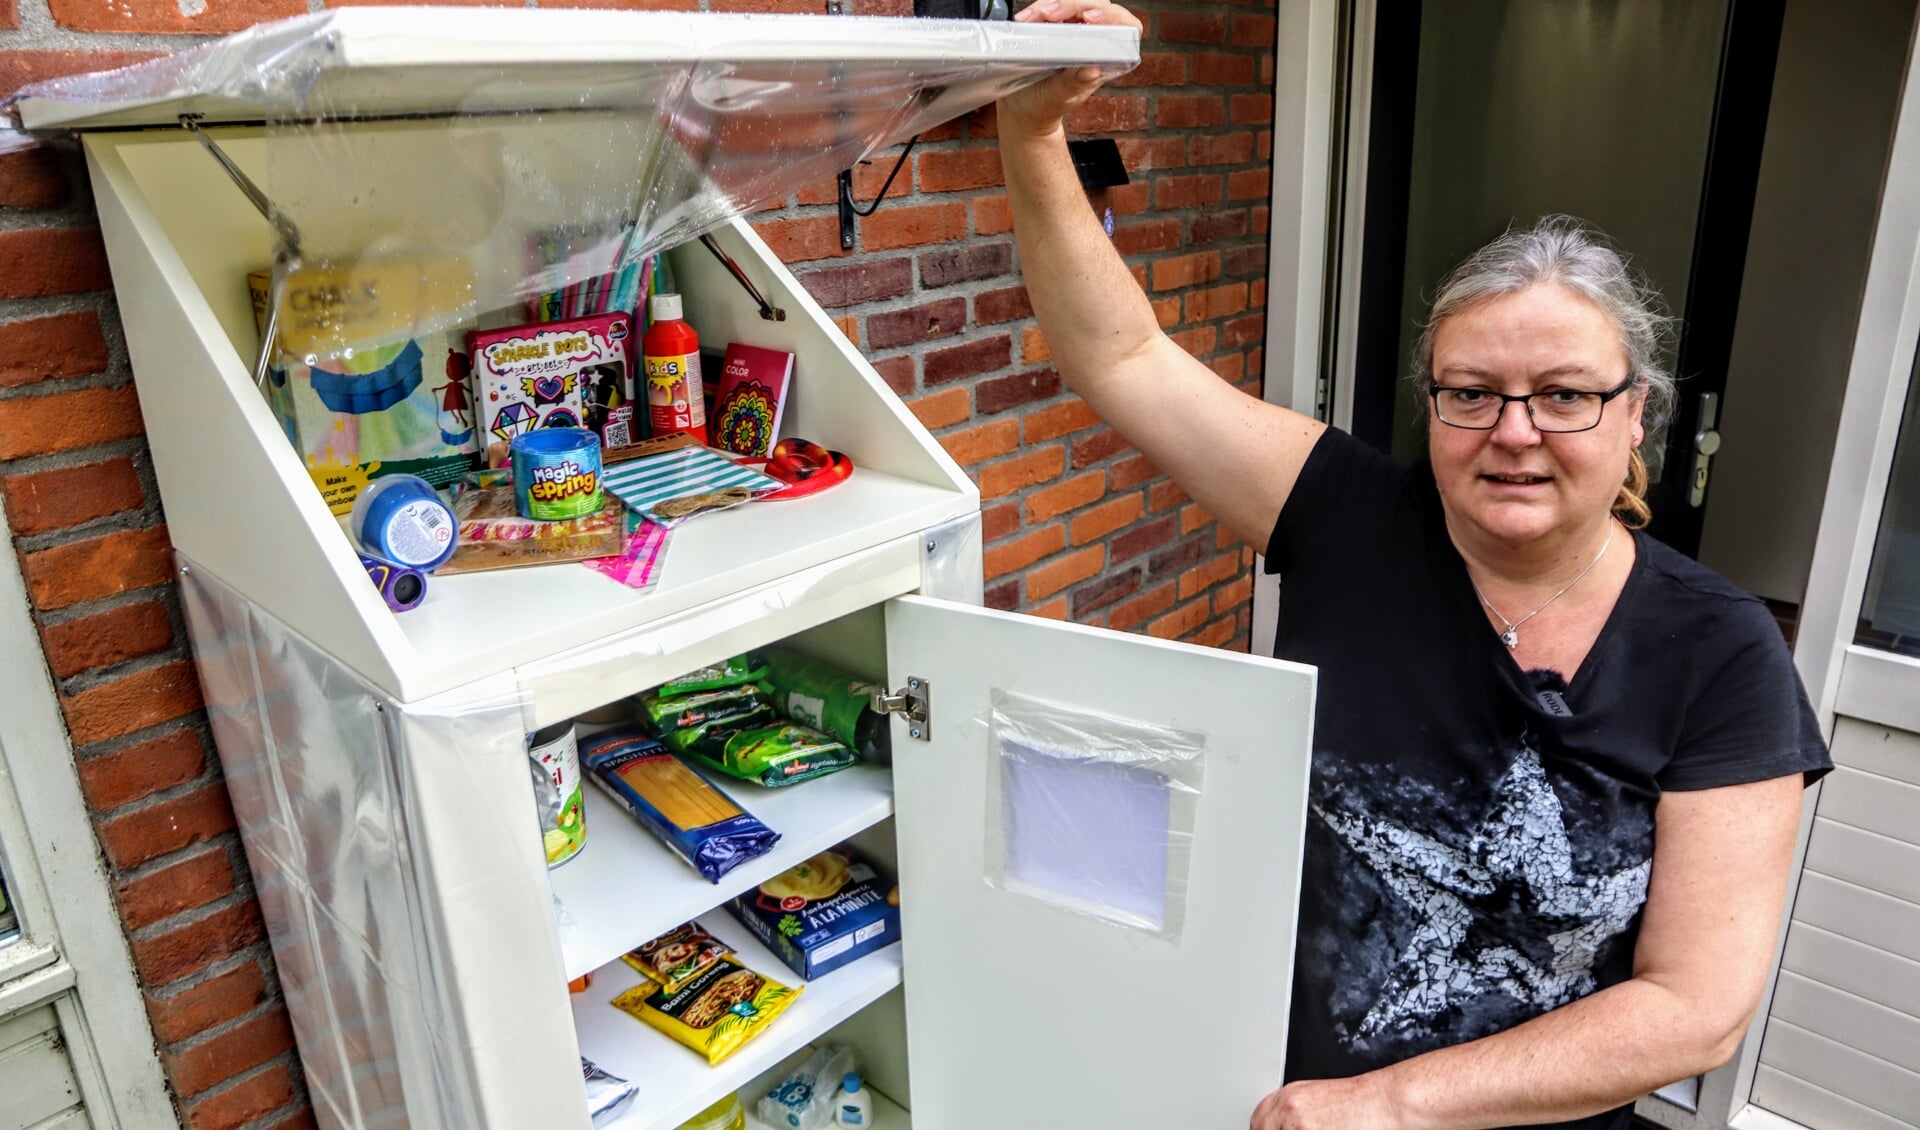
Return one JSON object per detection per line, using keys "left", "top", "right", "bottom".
{"left": 10, "top": 8, "right": 1138, "bottom": 131}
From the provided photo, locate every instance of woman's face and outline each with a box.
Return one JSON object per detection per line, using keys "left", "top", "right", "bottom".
{"left": 1427, "top": 283, "right": 1644, "bottom": 549}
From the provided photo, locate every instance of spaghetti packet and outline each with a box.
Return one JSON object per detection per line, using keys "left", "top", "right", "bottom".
{"left": 611, "top": 951, "right": 800, "bottom": 1065}
{"left": 580, "top": 728, "right": 779, "bottom": 883}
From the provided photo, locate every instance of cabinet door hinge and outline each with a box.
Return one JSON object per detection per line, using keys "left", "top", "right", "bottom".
{"left": 871, "top": 677, "right": 931, "bottom": 741}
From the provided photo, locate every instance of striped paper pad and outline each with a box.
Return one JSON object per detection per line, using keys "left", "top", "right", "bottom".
{"left": 600, "top": 445, "right": 780, "bottom": 514}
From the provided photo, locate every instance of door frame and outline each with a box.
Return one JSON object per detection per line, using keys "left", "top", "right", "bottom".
{"left": 1644, "top": 0, "right": 1789, "bottom": 556}
{"left": 0, "top": 508, "right": 176, "bottom": 1127}
{"left": 1254, "top": 0, "right": 1341, "bottom": 657}
{"left": 1643, "top": 8, "right": 1920, "bottom": 1129}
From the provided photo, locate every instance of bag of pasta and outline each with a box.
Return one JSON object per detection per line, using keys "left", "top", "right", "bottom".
{"left": 681, "top": 722, "right": 856, "bottom": 788}
{"left": 642, "top": 684, "right": 777, "bottom": 753}
{"left": 622, "top": 922, "right": 730, "bottom": 994}
{"left": 612, "top": 949, "right": 800, "bottom": 1065}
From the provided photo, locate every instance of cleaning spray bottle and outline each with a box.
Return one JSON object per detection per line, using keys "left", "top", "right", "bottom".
{"left": 642, "top": 292, "right": 707, "bottom": 443}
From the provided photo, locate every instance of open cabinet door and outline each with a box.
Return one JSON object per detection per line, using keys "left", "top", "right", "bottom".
{"left": 885, "top": 596, "right": 1315, "bottom": 1128}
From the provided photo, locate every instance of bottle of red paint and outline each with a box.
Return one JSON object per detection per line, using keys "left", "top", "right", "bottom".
{"left": 642, "top": 293, "right": 706, "bottom": 444}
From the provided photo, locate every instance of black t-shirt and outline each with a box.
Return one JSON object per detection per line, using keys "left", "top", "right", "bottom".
{"left": 1266, "top": 428, "right": 1830, "bottom": 1130}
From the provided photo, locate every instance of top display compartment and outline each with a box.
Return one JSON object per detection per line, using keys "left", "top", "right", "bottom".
{"left": 24, "top": 10, "right": 1138, "bottom": 717}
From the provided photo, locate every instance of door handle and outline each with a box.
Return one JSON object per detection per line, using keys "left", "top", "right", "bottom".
{"left": 1688, "top": 392, "right": 1721, "bottom": 508}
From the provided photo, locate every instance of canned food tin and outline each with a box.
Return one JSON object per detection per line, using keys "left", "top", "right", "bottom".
{"left": 528, "top": 720, "right": 587, "bottom": 867}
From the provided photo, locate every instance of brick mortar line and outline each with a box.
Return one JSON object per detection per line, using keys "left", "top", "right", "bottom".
{"left": 75, "top": 720, "right": 219, "bottom": 803}
{"left": 143, "top": 943, "right": 272, "bottom": 1007}
{"left": 0, "top": 368, "right": 133, "bottom": 402}
{"left": 160, "top": 974, "right": 288, "bottom": 1061}
{"left": 126, "top": 826, "right": 254, "bottom": 893}
{"left": 178, "top": 1050, "right": 294, "bottom": 1117}
{"left": 54, "top": 642, "right": 195, "bottom": 702}
{"left": 123, "top": 870, "right": 257, "bottom": 946}
{"left": 67, "top": 709, "right": 209, "bottom": 763}
{"left": 192, "top": 1052, "right": 312, "bottom": 1130}
{"left": 28, "top": 574, "right": 173, "bottom": 626}
{"left": 0, "top": 25, "right": 218, "bottom": 51}
{"left": 0, "top": 435, "right": 151, "bottom": 486}
{"left": 226, "top": 1054, "right": 317, "bottom": 1130}
{"left": 3, "top": 471, "right": 159, "bottom": 535}
{"left": 23, "top": 586, "right": 186, "bottom": 652}
{"left": 0, "top": 204, "right": 101, "bottom": 231}
{"left": 0, "top": 289, "right": 115, "bottom": 322}
{"left": 115, "top": 827, "right": 247, "bottom": 890}
{"left": 98, "top": 815, "right": 243, "bottom": 891}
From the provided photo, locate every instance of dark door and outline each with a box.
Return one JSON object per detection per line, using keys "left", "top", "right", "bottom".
{"left": 1344, "top": 0, "right": 1787, "bottom": 558}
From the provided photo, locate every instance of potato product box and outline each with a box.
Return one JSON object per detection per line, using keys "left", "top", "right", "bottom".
{"left": 725, "top": 846, "right": 900, "bottom": 980}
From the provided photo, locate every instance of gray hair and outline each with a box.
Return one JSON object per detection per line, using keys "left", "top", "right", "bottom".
{"left": 1409, "top": 215, "right": 1679, "bottom": 439}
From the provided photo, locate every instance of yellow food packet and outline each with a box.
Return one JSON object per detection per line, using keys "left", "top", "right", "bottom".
{"left": 622, "top": 922, "right": 731, "bottom": 995}
{"left": 612, "top": 955, "right": 800, "bottom": 1065}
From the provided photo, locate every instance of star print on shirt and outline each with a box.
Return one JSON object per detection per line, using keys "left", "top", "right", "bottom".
{"left": 1313, "top": 744, "right": 1652, "bottom": 1044}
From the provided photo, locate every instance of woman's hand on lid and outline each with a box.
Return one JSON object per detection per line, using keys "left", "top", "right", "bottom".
{"left": 1000, "top": 0, "right": 1143, "bottom": 141}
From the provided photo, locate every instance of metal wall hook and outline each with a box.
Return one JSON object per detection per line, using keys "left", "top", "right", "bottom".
{"left": 837, "top": 135, "right": 918, "bottom": 250}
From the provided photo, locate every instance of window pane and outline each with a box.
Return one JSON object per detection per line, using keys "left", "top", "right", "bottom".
{"left": 1857, "top": 351, "right": 1920, "bottom": 653}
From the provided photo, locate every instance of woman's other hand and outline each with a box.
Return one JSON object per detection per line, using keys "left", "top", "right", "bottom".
{"left": 1251, "top": 1076, "right": 1408, "bottom": 1130}
{"left": 1000, "top": 0, "right": 1143, "bottom": 141}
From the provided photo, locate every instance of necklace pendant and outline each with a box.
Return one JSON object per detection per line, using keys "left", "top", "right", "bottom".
{"left": 1501, "top": 629, "right": 1519, "bottom": 648}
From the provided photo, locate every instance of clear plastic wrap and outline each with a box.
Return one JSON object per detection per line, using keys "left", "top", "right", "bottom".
{"left": 178, "top": 553, "right": 578, "bottom": 1130}
{"left": 919, "top": 510, "right": 985, "bottom": 604}
{"left": 6, "top": 10, "right": 1138, "bottom": 363}
{"left": 983, "top": 689, "right": 1205, "bottom": 940}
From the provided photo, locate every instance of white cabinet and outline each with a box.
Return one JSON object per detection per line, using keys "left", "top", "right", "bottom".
{"left": 20, "top": 11, "right": 1316, "bottom": 1128}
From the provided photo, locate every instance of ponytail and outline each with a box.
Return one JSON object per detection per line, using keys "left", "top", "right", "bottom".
{"left": 1614, "top": 448, "right": 1651, "bottom": 528}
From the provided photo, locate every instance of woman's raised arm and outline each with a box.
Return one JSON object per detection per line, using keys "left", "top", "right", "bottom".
{"left": 1001, "top": 0, "right": 1325, "bottom": 551}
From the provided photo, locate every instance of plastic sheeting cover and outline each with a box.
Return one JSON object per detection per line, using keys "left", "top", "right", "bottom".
{"left": 983, "top": 689, "right": 1204, "bottom": 940}
{"left": 5, "top": 9, "right": 1138, "bottom": 360}
{"left": 176, "top": 553, "right": 572, "bottom": 1129}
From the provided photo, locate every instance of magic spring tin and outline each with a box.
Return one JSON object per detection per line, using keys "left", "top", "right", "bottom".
{"left": 512, "top": 428, "right": 604, "bottom": 521}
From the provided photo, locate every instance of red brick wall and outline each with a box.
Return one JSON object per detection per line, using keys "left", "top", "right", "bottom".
{"left": 0, "top": 1, "right": 1274, "bottom": 1126}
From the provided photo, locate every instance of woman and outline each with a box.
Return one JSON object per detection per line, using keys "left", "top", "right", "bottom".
{"left": 1000, "top": 4, "right": 1831, "bottom": 1128}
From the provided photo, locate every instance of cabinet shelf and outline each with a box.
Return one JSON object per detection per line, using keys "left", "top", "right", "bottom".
{"left": 552, "top": 765, "right": 896, "bottom": 982}
{"left": 740, "top": 1044, "right": 912, "bottom": 1130}
{"left": 439, "top": 466, "right": 972, "bottom": 726}
{"left": 746, "top": 1091, "right": 909, "bottom": 1130}
{"left": 577, "top": 911, "right": 904, "bottom": 1130}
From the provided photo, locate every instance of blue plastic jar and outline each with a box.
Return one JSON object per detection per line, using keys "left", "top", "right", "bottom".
{"left": 349, "top": 474, "right": 458, "bottom": 571}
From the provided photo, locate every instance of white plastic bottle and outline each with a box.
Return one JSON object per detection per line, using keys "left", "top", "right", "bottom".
{"left": 832, "top": 1072, "right": 874, "bottom": 1127}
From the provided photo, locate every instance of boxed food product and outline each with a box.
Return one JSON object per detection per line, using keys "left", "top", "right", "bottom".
{"left": 726, "top": 846, "right": 900, "bottom": 980}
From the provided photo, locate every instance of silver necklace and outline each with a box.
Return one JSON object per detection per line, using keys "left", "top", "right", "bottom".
{"left": 1468, "top": 524, "right": 1614, "bottom": 649}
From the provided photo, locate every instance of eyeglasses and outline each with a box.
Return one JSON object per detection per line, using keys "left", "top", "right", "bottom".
{"left": 1429, "top": 371, "right": 1637, "bottom": 433}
